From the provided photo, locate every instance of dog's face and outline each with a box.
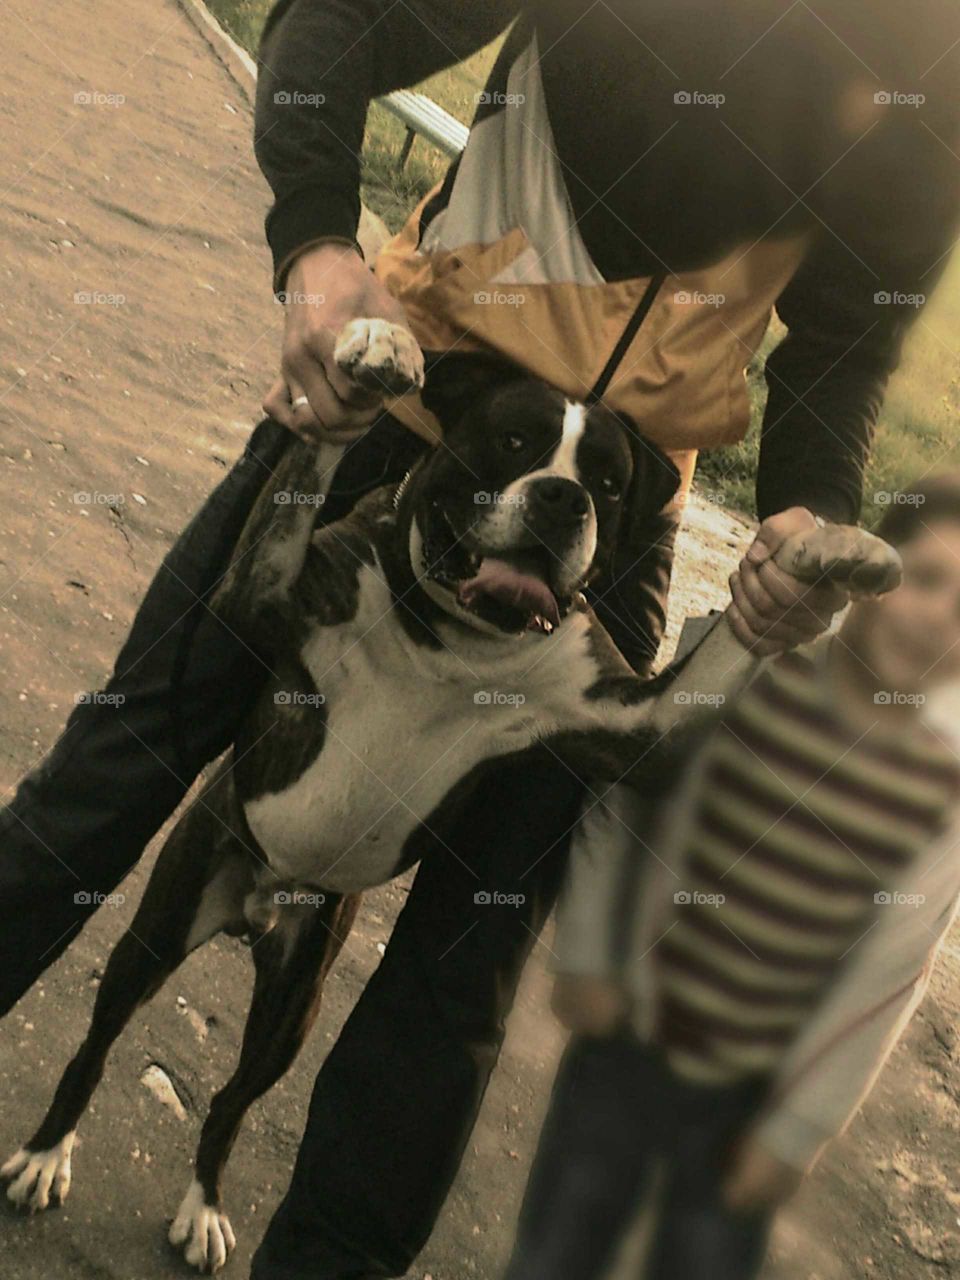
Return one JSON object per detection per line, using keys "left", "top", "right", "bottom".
{"left": 400, "top": 356, "right": 680, "bottom": 637}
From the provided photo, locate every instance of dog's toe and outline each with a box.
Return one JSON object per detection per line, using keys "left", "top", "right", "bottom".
{"left": 2, "top": 1134, "right": 75, "bottom": 1213}
{"left": 773, "top": 525, "right": 902, "bottom": 597}
{"left": 333, "top": 318, "right": 425, "bottom": 396}
{"left": 850, "top": 556, "right": 902, "bottom": 595}
{"left": 170, "top": 1178, "right": 236, "bottom": 1273}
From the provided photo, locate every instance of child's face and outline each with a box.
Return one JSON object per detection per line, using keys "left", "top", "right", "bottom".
{"left": 842, "top": 520, "right": 960, "bottom": 695}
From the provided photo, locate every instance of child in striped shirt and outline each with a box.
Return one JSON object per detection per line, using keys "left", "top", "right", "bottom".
{"left": 504, "top": 473, "right": 960, "bottom": 1280}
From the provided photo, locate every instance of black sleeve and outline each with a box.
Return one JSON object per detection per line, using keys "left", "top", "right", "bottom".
{"left": 255, "top": 0, "right": 519, "bottom": 285}
{"left": 758, "top": 203, "right": 958, "bottom": 525}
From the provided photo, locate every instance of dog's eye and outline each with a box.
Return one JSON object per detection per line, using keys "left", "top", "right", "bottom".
{"left": 500, "top": 432, "right": 526, "bottom": 452}
{"left": 600, "top": 477, "right": 622, "bottom": 500}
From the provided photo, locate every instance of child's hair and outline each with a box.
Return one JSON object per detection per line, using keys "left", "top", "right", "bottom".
{"left": 876, "top": 471, "right": 960, "bottom": 548}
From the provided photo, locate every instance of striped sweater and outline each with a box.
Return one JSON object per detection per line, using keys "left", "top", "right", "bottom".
{"left": 556, "top": 632, "right": 960, "bottom": 1168}
{"left": 655, "top": 646, "right": 960, "bottom": 1085}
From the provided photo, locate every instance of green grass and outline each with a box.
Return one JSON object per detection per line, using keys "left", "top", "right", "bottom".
{"left": 699, "top": 259, "right": 960, "bottom": 523}
{"left": 210, "top": 0, "right": 960, "bottom": 518}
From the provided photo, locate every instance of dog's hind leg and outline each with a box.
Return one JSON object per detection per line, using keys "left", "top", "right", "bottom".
{"left": 169, "top": 890, "right": 361, "bottom": 1273}
{"left": 1, "top": 769, "right": 254, "bottom": 1215}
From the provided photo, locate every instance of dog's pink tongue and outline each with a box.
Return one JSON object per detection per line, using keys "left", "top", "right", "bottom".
{"left": 458, "top": 557, "right": 560, "bottom": 628}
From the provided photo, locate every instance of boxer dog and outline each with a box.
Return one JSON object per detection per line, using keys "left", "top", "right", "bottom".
{"left": 2, "top": 320, "right": 902, "bottom": 1271}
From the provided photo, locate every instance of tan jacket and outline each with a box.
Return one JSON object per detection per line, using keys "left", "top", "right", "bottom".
{"left": 371, "top": 31, "right": 810, "bottom": 506}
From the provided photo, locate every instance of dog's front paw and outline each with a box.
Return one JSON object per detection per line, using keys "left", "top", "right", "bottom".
{"left": 1, "top": 1134, "right": 75, "bottom": 1212}
{"left": 333, "top": 318, "right": 425, "bottom": 397}
{"left": 773, "top": 524, "right": 902, "bottom": 597}
{"left": 169, "top": 1178, "right": 236, "bottom": 1273}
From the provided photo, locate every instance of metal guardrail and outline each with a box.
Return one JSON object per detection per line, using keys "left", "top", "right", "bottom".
{"left": 380, "top": 89, "right": 470, "bottom": 167}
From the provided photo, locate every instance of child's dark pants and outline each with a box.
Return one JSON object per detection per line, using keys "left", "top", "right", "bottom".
{"left": 505, "top": 1033, "right": 773, "bottom": 1280}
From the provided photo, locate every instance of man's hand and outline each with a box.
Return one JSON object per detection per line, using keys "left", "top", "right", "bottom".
{"left": 551, "top": 974, "right": 631, "bottom": 1036}
{"left": 264, "top": 241, "right": 413, "bottom": 444}
{"left": 727, "top": 507, "right": 849, "bottom": 656}
{"left": 722, "top": 1138, "right": 804, "bottom": 1213}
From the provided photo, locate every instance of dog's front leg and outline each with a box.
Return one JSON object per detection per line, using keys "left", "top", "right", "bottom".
{"left": 212, "top": 318, "right": 423, "bottom": 647}
{"left": 211, "top": 439, "right": 334, "bottom": 647}
{"left": 580, "top": 519, "right": 903, "bottom": 742}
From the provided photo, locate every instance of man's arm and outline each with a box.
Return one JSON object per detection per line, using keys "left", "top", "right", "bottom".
{"left": 758, "top": 220, "right": 958, "bottom": 524}
{"left": 255, "top": 0, "right": 519, "bottom": 288}
{"left": 732, "top": 164, "right": 959, "bottom": 651}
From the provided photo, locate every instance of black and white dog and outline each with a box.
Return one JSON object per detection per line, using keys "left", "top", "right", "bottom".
{"left": 2, "top": 320, "right": 901, "bottom": 1271}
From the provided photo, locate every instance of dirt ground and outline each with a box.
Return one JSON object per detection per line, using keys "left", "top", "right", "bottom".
{"left": 2, "top": 2, "right": 960, "bottom": 1278}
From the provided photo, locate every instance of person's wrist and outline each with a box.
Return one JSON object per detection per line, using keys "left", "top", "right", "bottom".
{"left": 277, "top": 238, "right": 364, "bottom": 298}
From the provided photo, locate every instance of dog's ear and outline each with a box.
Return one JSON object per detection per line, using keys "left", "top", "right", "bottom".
{"left": 420, "top": 348, "right": 529, "bottom": 429}
{"left": 617, "top": 413, "right": 682, "bottom": 543}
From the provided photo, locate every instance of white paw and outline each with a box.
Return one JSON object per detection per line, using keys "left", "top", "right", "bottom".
{"left": 1, "top": 1133, "right": 76, "bottom": 1211}
{"left": 169, "top": 1178, "right": 237, "bottom": 1273}
{"left": 333, "top": 317, "right": 425, "bottom": 397}
{"left": 774, "top": 524, "right": 902, "bottom": 596}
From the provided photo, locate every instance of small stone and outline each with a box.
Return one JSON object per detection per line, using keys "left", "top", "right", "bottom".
{"left": 141, "top": 1065, "right": 187, "bottom": 1121}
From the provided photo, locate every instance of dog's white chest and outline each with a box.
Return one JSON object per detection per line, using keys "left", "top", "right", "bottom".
{"left": 242, "top": 567, "right": 562, "bottom": 893}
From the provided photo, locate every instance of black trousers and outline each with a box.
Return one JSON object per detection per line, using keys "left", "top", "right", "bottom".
{"left": 504, "top": 1035, "right": 773, "bottom": 1280}
{"left": 0, "top": 414, "right": 679, "bottom": 1279}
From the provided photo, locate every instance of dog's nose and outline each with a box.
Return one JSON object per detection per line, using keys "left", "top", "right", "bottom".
{"left": 529, "top": 477, "right": 589, "bottom": 524}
